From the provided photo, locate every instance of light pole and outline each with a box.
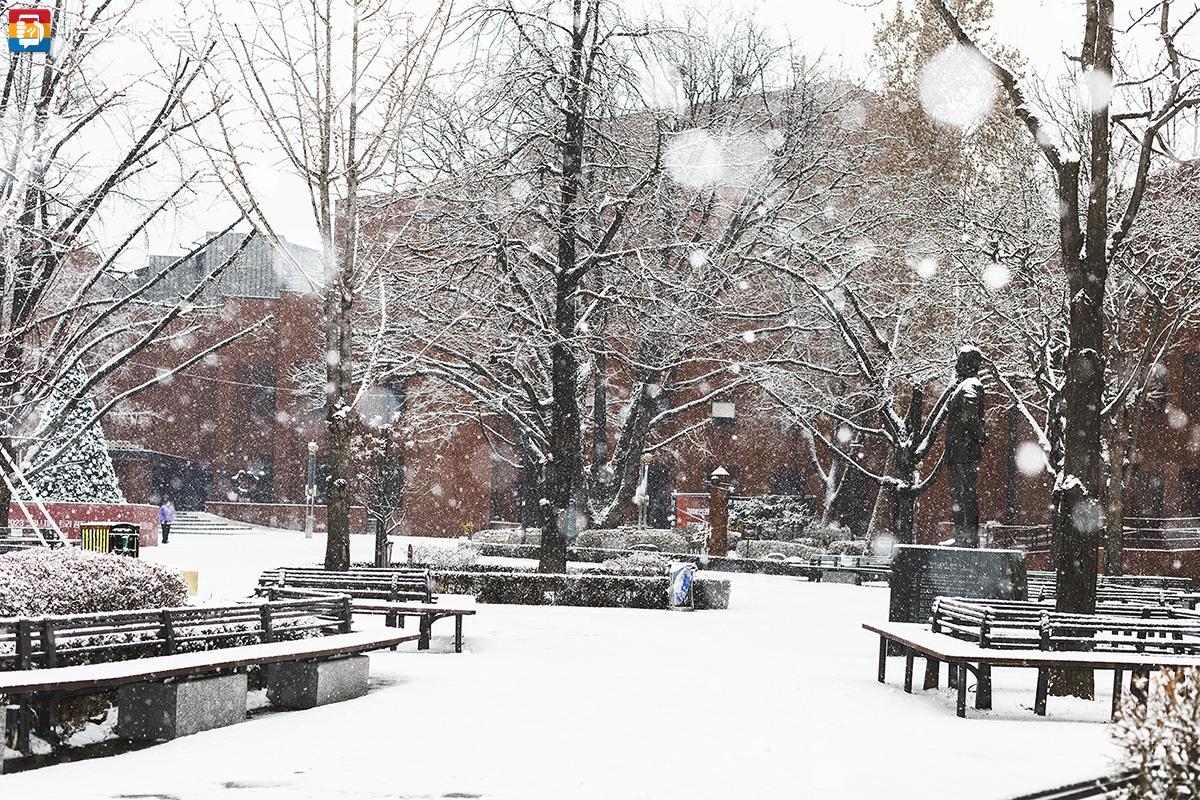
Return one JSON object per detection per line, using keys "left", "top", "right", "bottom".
{"left": 305, "top": 441, "right": 318, "bottom": 539}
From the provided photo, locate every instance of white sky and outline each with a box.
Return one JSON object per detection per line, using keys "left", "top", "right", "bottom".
{"left": 99, "top": 0, "right": 1180, "bottom": 257}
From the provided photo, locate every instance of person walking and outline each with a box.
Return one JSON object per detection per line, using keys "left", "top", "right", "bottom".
{"left": 159, "top": 499, "right": 176, "bottom": 544}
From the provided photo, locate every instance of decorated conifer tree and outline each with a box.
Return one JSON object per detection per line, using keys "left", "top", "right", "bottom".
{"left": 25, "top": 369, "right": 125, "bottom": 504}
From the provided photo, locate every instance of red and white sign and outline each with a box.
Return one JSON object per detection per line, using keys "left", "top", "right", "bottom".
{"left": 672, "top": 493, "right": 709, "bottom": 528}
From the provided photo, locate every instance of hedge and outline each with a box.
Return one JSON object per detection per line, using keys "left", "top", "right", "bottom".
{"left": 0, "top": 547, "right": 188, "bottom": 617}
{"left": 432, "top": 570, "right": 731, "bottom": 610}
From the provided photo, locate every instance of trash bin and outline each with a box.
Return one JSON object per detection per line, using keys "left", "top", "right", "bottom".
{"left": 108, "top": 523, "right": 140, "bottom": 558}
{"left": 80, "top": 521, "right": 112, "bottom": 553}
{"left": 80, "top": 522, "right": 140, "bottom": 557}
{"left": 668, "top": 562, "right": 695, "bottom": 611}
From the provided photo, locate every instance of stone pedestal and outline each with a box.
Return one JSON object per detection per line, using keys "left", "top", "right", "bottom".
{"left": 889, "top": 544, "right": 1027, "bottom": 625}
{"left": 117, "top": 673, "right": 247, "bottom": 741}
{"left": 267, "top": 655, "right": 369, "bottom": 710}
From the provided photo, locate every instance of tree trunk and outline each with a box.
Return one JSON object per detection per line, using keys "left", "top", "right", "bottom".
{"left": 1049, "top": 0, "right": 1114, "bottom": 699}
{"left": 538, "top": 2, "right": 588, "bottom": 574}
{"left": 374, "top": 515, "right": 389, "bottom": 567}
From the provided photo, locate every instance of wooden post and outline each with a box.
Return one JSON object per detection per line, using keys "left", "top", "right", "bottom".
{"left": 39, "top": 619, "right": 56, "bottom": 669}
{"left": 707, "top": 467, "right": 733, "bottom": 557}
{"left": 259, "top": 604, "right": 274, "bottom": 644}
{"left": 15, "top": 619, "right": 32, "bottom": 670}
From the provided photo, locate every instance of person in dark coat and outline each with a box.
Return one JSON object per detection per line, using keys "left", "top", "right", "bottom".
{"left": 946, "top": 347, "right": 987, "bottom": 547}
{"left": 159, "top": 499, "right": 176, "bottom": 544}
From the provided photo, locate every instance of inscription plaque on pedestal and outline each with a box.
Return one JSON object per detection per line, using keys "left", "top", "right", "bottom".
{"left": 888, "top": 544, "right": 1027, "bottom": 626}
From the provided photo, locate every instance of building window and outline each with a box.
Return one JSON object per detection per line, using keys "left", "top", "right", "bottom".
{"left": 237, "top": 365, "right": 278, "bottom": 421}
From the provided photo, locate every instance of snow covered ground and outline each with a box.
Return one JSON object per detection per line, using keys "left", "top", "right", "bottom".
{"left": 2, "top": 531, "right": 1120, "bottom": 799}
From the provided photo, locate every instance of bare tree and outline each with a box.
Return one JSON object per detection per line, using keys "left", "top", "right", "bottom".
{"left": 194, "top": 0, "right": 455, "bottom": 569}
{"left": 931, "top": 0, "right": 1200, "bottom": 698}
{"left": 0, "top": 3, "right": 265, "bottom": 525}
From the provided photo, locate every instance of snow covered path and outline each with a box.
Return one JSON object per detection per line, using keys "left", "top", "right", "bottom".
{"left": 3, "top": 535, "right": 1118, "bottom": 799}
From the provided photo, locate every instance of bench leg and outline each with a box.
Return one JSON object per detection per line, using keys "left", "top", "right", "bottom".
{"left": 877, "top": 637, "right": 887, "bottom": 683}
{"left": 1034, "top": 668, "right": 1049, "bottom": 716}
{"left": 455, "top": 615, "right": 463, "bottom": 654}
{"left": 956, "top": 664, "right": 967, "bottom": 718}
{"left": 1131, "top": 669, "right": 1150, "bottom": 705}
{"left": 904, "top": 650, "right": 915, "bottom": 694}
{"left": 949, "top": 662, "right": 958, "bottom": 691}
{"left": 16, "top": 698, "right": 31, "bottom": 754}
{"left": 385, "top": 611, "right": 397, "bottom": 628}
{"left": 1111, "top": 669, "right": 1124, "bottom": 720}
{"left": 418, "top": 616, "right": 431, "bottom": 650}
{"left": 975, "top": 665, "right": 992, "bottom": 710}
{"left": 924, "top": 657, "right": 940, "bottom": 690}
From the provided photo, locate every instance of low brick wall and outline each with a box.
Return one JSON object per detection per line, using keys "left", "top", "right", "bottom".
{"left": 205, "top": 501, "right": 372, "bottom": 535}
{"left": 8, "top": 501, "right": 160, "bottom": 547}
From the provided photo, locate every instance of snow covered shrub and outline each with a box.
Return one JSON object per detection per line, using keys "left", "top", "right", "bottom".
{"left": 802, "top": 520, "right": 853, "bottom": 550}
{"left": 1113, "top": 668, "right": 1200, "bottom": 798}
{"left": 472, "top": 529, "right": 519, "bottom": 544}
{"left": 828, "top": 540, "right": 868, "bottom": 556}
{"left": 729, "top": 495, "right": 815, "bottom": 539}
{"left": 601, "top": 552, "right": 671, "bottom": 576}
{"left": 0, "top": 548, "right": 187, "bottom": 617}
{"left": 738, "top": 540, "right": 815, "bottom": 560}
{"left": 411, "top": 542, "right": 481, "bottom": 570}
{"left": 628, "top": 530, "right": 687, "bottom": 552}
{"left": 574, "top": 529, "right": 629, "bottom": 550}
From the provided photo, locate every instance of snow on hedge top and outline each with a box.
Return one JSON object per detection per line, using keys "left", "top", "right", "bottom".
{"left": 0, "top": 547, "right": 187, "bottom": 617}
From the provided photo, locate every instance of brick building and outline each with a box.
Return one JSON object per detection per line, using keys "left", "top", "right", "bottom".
{"left": 102, "top": 231, "right": 1200, "bottom": 540}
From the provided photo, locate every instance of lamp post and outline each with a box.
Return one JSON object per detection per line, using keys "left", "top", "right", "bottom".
{"left": 305, "top": 441, "right": 318, "bottom": 539}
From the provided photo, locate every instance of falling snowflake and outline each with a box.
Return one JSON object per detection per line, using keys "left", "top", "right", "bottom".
{"left": 982, "top": 264, "right": 1011, "bottom": 290}
{"left": 918, "top": 44, "right": 998, "bottom": 130}
{"left": 1015, "top": 441, "right": 1047, "bottom": 476}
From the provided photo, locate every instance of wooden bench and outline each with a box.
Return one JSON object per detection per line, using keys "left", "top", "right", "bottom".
{"left": 0, "top": 628, "right": 419, "bottom": 770}
{"left": 263, "top": 585, "right": 476, "bottom": 653}
{"left": 255, "top": 567, "right": 433, "bottom": 604}
{"left": 866, "top": 620, "right": 1200, "bottom": 719}
{"left": 807, "top": 554, "right": 892, "bottom": 583}
{"left": 1005, "top": 772, "right": 1137, "bottom": 800}
{"left": 931, "top": 597, "right": 1200, "bottom": 650}
{"left": 0, "top": 594, "right": 370, "bottom": 759}
{"left": 362, "top": 599, "right": 476, "bottom": 653}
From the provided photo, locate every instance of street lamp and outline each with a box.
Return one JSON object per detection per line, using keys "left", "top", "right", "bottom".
{"left": 305, "top": 441, "right": 318, "bottom": 539}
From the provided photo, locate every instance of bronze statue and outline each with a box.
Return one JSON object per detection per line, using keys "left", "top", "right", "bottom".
{"left": 946, "top": 346, "right": 987, "bottom": 547}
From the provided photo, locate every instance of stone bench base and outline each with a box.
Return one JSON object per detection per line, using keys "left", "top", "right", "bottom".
{"left": 267, "top": 655, "right": 369, "bottom": 710}
{"left": 822, "top": 570, "right": 863, "bottom": 585}
{"left": 117, "top": 672, "right": 248, "bottom": 741}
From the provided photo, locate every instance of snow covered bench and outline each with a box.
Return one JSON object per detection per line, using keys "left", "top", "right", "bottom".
{"left": 262, "top": 584, "right": 476, "bottom": 653}
{"left": 0, "top": 628, "right": 419, "bottom": 770}
{"left": 866, "top": 620, "right": 1200, "bottom": 719}
{"left": 255, "top": 567, "right": 433, "bottom": 604}
{"left": 0, "top": 594, "right": 409, "bottom": 765}
{"left": 362, "top": 598, "right": 477, "bottom": 653}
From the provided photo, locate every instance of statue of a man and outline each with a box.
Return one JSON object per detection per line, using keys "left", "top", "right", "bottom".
{"left": 946, "top": 346, "right": 987, "bottom": 547}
